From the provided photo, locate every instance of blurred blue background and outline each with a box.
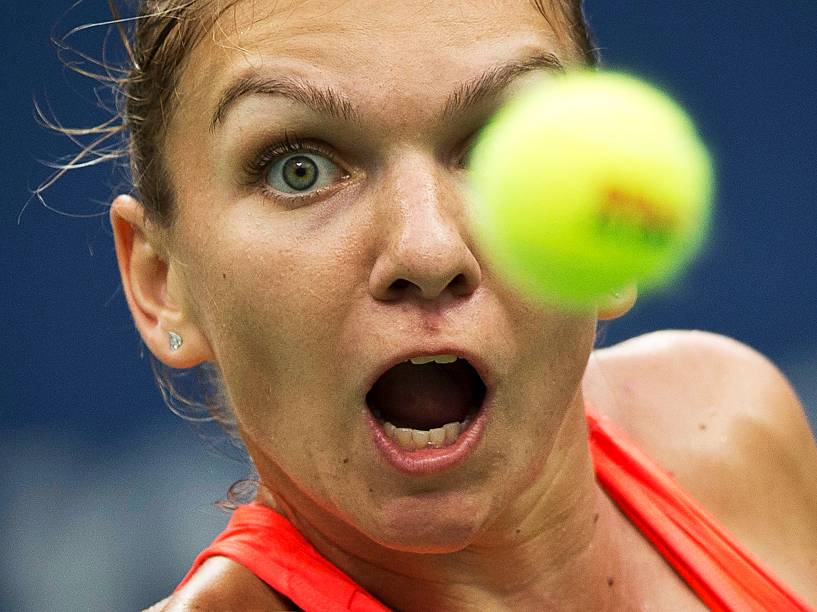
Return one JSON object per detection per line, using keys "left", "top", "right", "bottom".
{"left": 3, "top": 2, "right": 816, "bottom": 610}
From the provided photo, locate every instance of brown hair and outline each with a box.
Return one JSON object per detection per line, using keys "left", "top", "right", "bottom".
{"left": 38, "top": 0, "right": 598, "bottom": 508}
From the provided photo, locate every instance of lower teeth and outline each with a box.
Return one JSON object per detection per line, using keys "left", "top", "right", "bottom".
{"left": 375, "top": 411, "right": 474, "bottom": 451}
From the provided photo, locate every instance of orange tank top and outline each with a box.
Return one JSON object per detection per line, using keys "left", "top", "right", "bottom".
{"left": 176, "top": 405, "right": 813, "bottom": 611}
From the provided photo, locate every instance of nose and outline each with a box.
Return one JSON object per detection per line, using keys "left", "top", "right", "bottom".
{"left": 368, "top": 153, "right": 482, "bottom": 304}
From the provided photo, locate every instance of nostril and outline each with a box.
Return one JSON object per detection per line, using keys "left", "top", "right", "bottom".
{"left": 390, "top": 279, "right": 412, "bottom": 292}
{"left": 449, "top": 273, "right": 468, "bottom": 293}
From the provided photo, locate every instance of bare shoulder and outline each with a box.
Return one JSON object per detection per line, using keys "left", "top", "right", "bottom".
{"left": 143, "top": 556, "right": 299, "bottom": 611}
{"left": 585, "top": 329, "right": 817, "bottom": 604}
{"left": 586, "top": 329, "right": 816, "bottom": 460}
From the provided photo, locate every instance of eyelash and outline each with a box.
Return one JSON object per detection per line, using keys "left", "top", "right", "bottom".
{"left": 243, "top": 130, "right": 348, "bottom": 203}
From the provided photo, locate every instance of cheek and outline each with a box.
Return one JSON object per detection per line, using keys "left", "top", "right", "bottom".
{"left": 493, "top": 300, "right": 595, "bottom": 442}
{"left": 188, "top": 210, "right": 338, "bottom": 341}
{"left": 176, "top": 206, "right": 367, "bottom": 432}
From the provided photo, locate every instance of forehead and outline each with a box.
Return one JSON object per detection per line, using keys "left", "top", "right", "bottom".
{"left": 175, "top": 0, "right": 576, "bottom": 129}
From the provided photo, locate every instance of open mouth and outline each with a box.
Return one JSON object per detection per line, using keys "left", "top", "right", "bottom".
{"left": 365, "top": 356, "right": 487, "bottom": 451}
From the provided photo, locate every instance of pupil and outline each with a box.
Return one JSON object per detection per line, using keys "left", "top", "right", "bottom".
{"left": 283, "top": 155, "right": 318, "bottom": 190}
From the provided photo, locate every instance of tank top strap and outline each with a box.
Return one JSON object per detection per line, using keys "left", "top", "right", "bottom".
{"left": 585, "top": 404, "right": 813, "bottom": 611}
{"left": 175, "top": 503, "right": 389, "bottom": 611}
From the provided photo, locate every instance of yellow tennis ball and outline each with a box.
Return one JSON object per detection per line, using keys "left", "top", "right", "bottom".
{"left": 466, "top": 70, "right": 714, "bottom": 311}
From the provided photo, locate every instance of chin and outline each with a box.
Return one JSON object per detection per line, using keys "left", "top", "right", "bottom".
{"left": 363, "top": 493, "right": 489, "bottom": 554}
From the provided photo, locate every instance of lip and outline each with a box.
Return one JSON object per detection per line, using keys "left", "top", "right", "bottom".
{"left": 364, "top": 387, "right": 495, "bottom": 475}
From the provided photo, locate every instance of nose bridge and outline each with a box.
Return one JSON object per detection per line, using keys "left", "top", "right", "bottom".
{"left": 389, "top": 151, "right": 459, "bottom": 234}
{"left": 368, "top": 150, "right": 481, "bottom": 302}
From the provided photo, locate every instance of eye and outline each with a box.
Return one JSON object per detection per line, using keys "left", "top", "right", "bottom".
{"left": 458, "top": 132, "right": 481, "bottom": 170}
{"left": 243, "top": 131, "right": 352, "bottom": 203}
{"left": 266, "top": 151, "right": 345, "bottom": 196}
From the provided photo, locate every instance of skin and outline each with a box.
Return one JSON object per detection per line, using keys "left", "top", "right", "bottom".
{"left": 110, "top": 0, "right": 658, "bottom": 608}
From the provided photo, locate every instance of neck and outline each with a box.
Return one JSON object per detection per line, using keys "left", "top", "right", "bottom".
{"left": 255, "top": 392, "right": 647, "bottom": 610}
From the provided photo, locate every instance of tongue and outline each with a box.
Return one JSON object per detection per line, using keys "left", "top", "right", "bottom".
{"left": 367, "top": 362, "right": 475, "bottom": 430}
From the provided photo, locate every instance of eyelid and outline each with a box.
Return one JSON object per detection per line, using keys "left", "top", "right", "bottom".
{"left": 247, "top": 135, "right": 341, "bottom": 176}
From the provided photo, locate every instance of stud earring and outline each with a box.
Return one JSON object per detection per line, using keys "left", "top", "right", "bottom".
{"left": 168, "top": 331, "right": 184, "bottom": 352}
{"left": 611, "top": 290, "right": 622, "bottom": 299}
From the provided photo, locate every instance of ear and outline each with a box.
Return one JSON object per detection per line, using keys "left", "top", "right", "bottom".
{"left": 110, "top": 194, "right": 215, "bottom": 368}
{"left": 596, "top": 283, "right": 638, "bottom": 321}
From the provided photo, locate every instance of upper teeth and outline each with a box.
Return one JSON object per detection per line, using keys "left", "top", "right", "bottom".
{"left": 408, "top": 354, "right": 459, "bottom": 365}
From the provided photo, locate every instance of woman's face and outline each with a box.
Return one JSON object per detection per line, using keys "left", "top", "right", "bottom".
{"left": 163, "top": 0, "right": 597, "bottom": 551}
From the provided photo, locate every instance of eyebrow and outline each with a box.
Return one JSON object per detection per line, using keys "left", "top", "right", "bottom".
{"left": 209, "top": 50, "right": 564, "bottom": 132}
